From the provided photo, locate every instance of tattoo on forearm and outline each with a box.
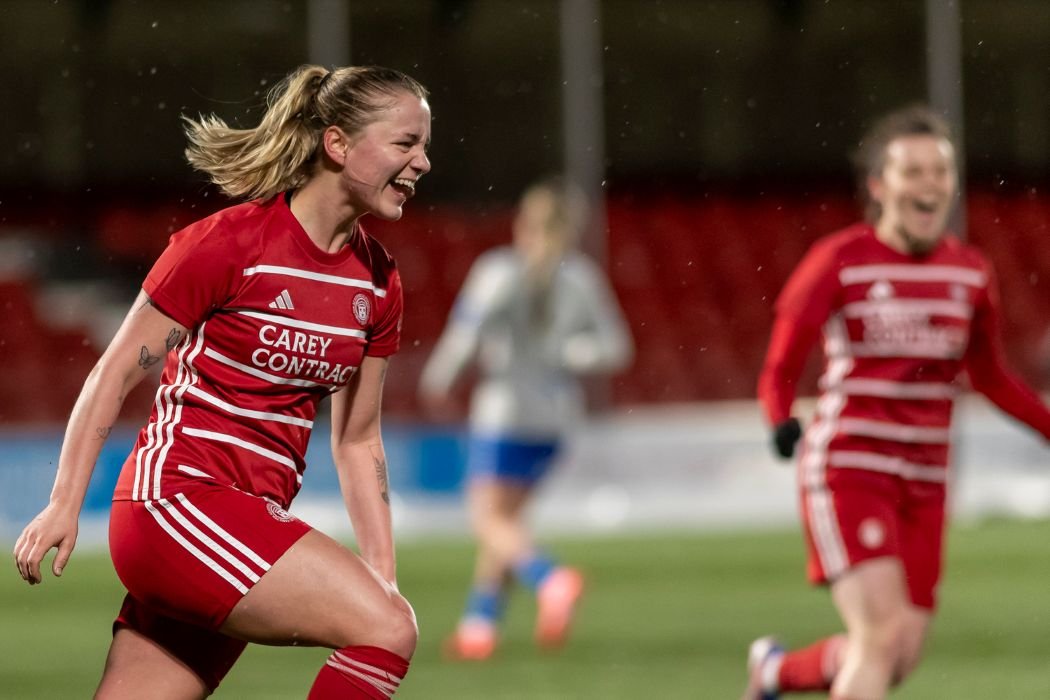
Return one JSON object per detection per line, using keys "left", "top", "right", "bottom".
{"left": 95, "top": 426, "right": 112, "bottom": 440}
{"left": 370, "top": 445, "right": 390, "bottom": 505}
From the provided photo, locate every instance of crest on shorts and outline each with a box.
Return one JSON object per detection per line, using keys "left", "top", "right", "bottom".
{"left": 352, "top": 293, "right": 371, "bottom": 324}
{"left": 266, "top": 501, "right": 295, "bottom": 523}
{"left": 858, "top": 517, "right": 885, "bottom": 549}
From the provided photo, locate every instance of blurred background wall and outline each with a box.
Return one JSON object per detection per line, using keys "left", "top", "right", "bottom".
{"left": 3, "top": 0, "right": 1050, "bottom": 539}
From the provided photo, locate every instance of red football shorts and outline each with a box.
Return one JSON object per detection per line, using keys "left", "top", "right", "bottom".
{"left": 109, "top": 481, "right": 312, "bottom": 689}
{"left": 800, "top": 468, "right": 946, "bottom": 610}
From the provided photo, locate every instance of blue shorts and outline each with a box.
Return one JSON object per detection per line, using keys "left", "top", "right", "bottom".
{"left": 466, "top": 436, "right": 561, "bottom": 485}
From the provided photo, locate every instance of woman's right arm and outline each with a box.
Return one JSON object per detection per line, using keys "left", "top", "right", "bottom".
{"left": 418, "top": 255, "right": 506, "bottom": 410}
{"left": 13, "top": 289, "right": 188, "bottom": 584}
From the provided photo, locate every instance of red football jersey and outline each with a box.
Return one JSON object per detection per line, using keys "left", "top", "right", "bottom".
{"left": 114, "top": 194, "right": 403, "bottom": 507}
{"left": 759, "top": 222, "right": 1050, "bottom": 487}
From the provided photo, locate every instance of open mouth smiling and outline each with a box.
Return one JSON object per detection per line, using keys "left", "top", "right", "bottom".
{"left": 392, "top": 177, "right": 416, "bottom": 197}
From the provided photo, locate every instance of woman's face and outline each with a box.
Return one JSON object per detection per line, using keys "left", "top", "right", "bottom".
{"left": 868, "top": 134, "right": 957, "bottom": 254}
{"left": 337, "top": 91, "right": 432, "bottom": 221}
{"left": 513, "top": 189, "right": 567, "bottom": 267}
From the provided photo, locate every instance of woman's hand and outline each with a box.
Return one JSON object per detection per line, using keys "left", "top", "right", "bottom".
{"left": 13, "top": 502, "right": 80, "bottom": 584}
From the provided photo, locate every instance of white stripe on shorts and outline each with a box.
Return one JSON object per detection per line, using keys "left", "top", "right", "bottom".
{"left": 144, "top": 500, "right": 249, "bottom": 595}
{"left": 174, "top": 493, "right": 272, "bottom": 572}
{"left": 157, "top": 497, "right": 264, "bottom": 583}
{"left": 807, "top": 489, "right": 848, "bottom": 580}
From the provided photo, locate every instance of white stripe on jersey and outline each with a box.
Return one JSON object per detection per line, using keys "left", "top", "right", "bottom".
{"left": 152, "top": 329, "right": 206, "bottom": 499}
{"left": 804, "top": 315, "right": 852, "bottom": 490}
{"left": 135, "top": 325, "right": 206, "bottom": 501}
{"left": 177, "top": 465, "right": 215, "bottom": 479}
{"left": 185, "top": 385, "right": 314, "bottom": 428}
{"left": 836, "top": 417, "right": 950, "bottom": 444}
{"left": 243, "top": 265, "right": 387, "bottom": 297}
{"left": 144, "top": 500, "right": 249, "bottom": 594}
{"left": 839, "top": 264, "right": 986, "bottom": 287}
{"left": 204, "top": 347, "right": 329, "bottom": 389}
{"left": 134, "top": 335, "right": 191, "bottom": 499}
{"left": 157, "top": 497, "right": 263, "bottom": 583}
{"left": 836, "top": 378, "right": 958, "bottom": 400}
{"left": 842, "top": 299, "right": 973, "bottom": 320}
{"left": 849, "top": 342, "right": 964, "bottom": 359}
{"left": 236, "top": 310, "right": 367, "bottom": 338}
{"left": 828, "top": 451, "right": 948, "bottom": 482}
{"left": 180, "top": 427, "right": 303, "bottom": 481}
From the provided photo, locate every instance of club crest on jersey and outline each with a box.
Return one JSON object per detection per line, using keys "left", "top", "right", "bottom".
{"left": 352, "top": 293, "right": 371, "bottom": 325}
{"left": 949, "top": 283, "right": 968, "bottom": 302}
{"left": 266, "top": 501, "right": 295, "bottom": 523}
{"left": 867, "top": 280, "right": 894, "bottom": 301}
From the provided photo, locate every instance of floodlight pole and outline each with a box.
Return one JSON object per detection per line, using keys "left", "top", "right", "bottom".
{"left": 308, "top": 0, "right": 351, "bottom": 67}
{"left": 926, "top": 0, "right": 966, "bottom": 238}
{"left": 560, "top": 0, "right": 607, "bottom": 264}
{"left": 560, "top": 0, "right": 615, "bottom": 409}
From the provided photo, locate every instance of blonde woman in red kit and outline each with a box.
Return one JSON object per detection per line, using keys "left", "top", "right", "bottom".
{"left": 15, "top": 64, "right": 431, "bottom": 699}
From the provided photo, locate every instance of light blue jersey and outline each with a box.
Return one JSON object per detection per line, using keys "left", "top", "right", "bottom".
{"left": 420, "top": 247, "right": 633, "bottom": 442}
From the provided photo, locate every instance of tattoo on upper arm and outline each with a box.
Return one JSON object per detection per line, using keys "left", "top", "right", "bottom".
{"left": 165, "top": 328, "right": 183, "bottom": 352}
{"left": 139, "top": 329, "right": 183, "bottom": 369}
{"left": 139, "top": 346, "right": 162, "bottom": 369}
{"left": 370, "top": 445, "right": 390, "bottom": 505}
{"left": 138, "top": 296, "right": 154, "bottom": 311}
{"left": 95, "top": 426, "right": 112, "bottom": 440}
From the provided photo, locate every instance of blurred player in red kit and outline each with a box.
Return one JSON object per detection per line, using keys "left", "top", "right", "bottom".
{"left": 14, "top": 64, "right": 431, "bottom": 698}
{"left": 745, "top": 105, "right": 1050, "bottom": 700}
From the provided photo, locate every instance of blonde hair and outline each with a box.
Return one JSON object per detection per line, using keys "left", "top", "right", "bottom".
{"left": 183, "top": 65, "right": 428, "bottom": 201}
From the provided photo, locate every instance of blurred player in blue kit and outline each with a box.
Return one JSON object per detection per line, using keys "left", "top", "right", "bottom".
{"left": 419, "top": 177, "right": 634, "bottom": 660}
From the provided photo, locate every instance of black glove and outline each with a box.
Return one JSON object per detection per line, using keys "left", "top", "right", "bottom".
{"left": 772, "top": 418, "right": 802, "bottom": 459}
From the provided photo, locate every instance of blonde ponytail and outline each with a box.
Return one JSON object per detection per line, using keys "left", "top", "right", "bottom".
{"left": 183, "top": 64, "right": 428, "bottom": 201}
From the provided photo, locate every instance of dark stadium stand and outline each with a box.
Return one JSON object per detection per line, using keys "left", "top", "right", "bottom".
{"left": 1, "top": 189, "right": 1047, "bottom": 422}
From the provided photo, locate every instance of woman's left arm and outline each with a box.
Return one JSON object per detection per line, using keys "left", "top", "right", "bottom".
{"left": 329, "top": 355, "right": 397, "bottom": 584}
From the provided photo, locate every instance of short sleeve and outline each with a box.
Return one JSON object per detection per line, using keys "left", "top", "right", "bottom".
{"left": 450, "top": 250, "right": 517, "bottom": 329}
{"left": 366, "top": 268, "right": 403, "bottom": 357}
{"left": 142, "top": 220, "right": 239, "bottom": 329}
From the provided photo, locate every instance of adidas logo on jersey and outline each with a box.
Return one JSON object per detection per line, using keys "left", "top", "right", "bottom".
{"left": 269, "top": 290, "right": 295, "bottom": 310}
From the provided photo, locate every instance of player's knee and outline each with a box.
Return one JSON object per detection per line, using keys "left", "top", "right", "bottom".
{"left": 368, "top": 593, "right": 418, "bottom": 660}
{"left": 856, "top": 612, "right": 907, "bottom": 667}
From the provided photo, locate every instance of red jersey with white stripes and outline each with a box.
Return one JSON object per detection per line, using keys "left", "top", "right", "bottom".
{"left": 114, "top": 193, "right": 403, "bottom": 507}
{"left": 759, "top": 222, "right": 1050, "bottom": 487}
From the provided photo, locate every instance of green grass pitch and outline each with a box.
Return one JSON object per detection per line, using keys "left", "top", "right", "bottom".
{"left": 4, "top": 519, "right": 1049, "bottom": 698}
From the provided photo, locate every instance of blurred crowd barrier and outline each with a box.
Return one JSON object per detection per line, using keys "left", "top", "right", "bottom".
{"left": 2, "top": 397, "right": 1048, "bottom": 546}
{"left": 1, "top": 186, "right": 1049, "bottom": 425}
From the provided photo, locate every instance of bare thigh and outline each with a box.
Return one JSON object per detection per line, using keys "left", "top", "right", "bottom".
{"left": 219, "top": 529, "right": 415, "bottom": 654}
{"left": 831, "top": 556, "right": 911, "bottom": 627}
{"left": 467, "top": 480, "right": 533, "bottom": 529}
{"left": 95, "top": 627, "right": 209, "bottom": 700}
